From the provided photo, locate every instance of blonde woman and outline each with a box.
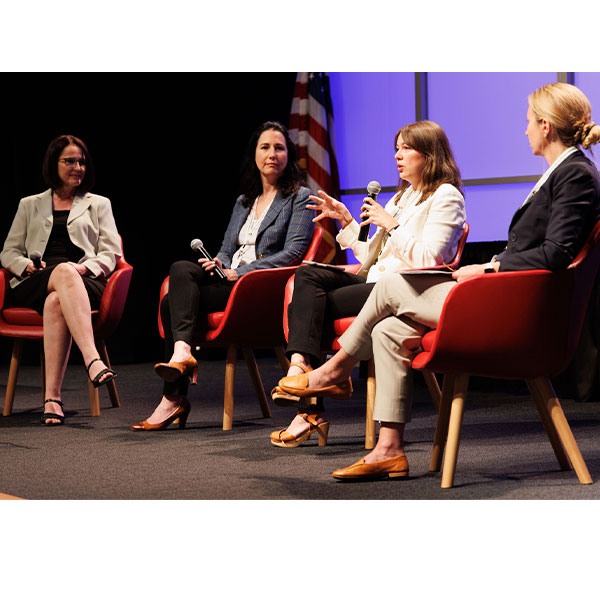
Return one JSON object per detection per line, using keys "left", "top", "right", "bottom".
{"left": 277, "top": 82, "right": 600, "bottom": 479}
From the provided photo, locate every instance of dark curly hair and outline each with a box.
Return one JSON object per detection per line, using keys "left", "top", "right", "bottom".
{"left": 42, "top": 134, "right": 95, "bottom": 195}
{"left": 238, "top": 121, "right": 306, "bottom": 207}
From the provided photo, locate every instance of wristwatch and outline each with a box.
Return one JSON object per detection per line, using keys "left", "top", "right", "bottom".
{"left": 484, "top": 255, "right": 498, "bottom": 273}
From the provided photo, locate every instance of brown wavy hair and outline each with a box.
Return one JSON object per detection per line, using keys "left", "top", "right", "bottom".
{"left": 395, "top": 120, "right": 462, "bottom": 204}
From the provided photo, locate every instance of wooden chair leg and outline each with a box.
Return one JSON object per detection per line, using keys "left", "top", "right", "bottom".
{"left": 3, "top": 339, "right": 24, "bottom": 416}
{"left": 527, "top": 377, "right": 592, "bottom": 484}
{"left": 441, "top": 373, "right": 469, "bottom": 489}
{"left": 423, "top": 371, "right": 441, "bottom": 411}
{"left": 40, "top": 343, "right": 46, "bottom": 403}
{"left": 98, "top": 340, "right": 120, "bottom": 408}
{"left": 223, "top": 344, "right": 237, "bottom": 430}
{"left": 88, "top": 380, "right": 100, "bottom": 416}
{"left": 274, "top": 346, "right": 290, "bottom": 372}
{"left": 430, "top": 374, "right": 456, "bottom": 472}
{"left": 365, "top": 358, "right": 376, "bottom": 449}
{"left": 242, "top": 346, "right": 271, "bottom": 419}
{"left": 527, "top": 378, "right": 571, "bottom": 471}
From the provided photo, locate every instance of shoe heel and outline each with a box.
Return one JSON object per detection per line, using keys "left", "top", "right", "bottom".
{"left": 190, "top": 366, "right": 198, "bottom": 385}
{"left": 389, "top": 470, "right": 409, "bottom": 479}
{"left": 178, "top": 409, "right": 190, "bottom": 429}
{"left": 317, "top": 422, "right": 330, "bottom": 447}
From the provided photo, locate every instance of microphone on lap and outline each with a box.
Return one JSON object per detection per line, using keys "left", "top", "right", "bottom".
{"left": 358, "top": 180, "right": 382, "bottom": 242}
{"left": 30, "top": 251, "right": 43, "bottom": 269}
{"left": 190, "top": 239, "right": 226, "bottom": 280}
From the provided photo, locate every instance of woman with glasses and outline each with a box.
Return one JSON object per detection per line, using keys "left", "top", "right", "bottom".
{"left": 1, "top": 135, "right": 122, "bottom": 425}
{"left": 131, "top": 121, "right": 315, "bottom": 431}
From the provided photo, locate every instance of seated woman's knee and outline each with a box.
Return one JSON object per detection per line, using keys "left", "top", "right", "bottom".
{"left": 169, "top": 259, "right": 201, "bottom": 282}
{"left": 295, "top": 264, "right": 321, "bottom": 286}
{"left": 43, "top": 291, "right": 62, "bottom": 314}
{"left": 52, "top": 262, "right": 81, "bottom": 282}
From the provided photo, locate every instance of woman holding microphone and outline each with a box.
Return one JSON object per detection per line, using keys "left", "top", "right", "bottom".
{"left": 271, "top": 120, "right": 466, "bottom": 448}
{"left": 132, "top": 121, "right": 315, "bottom": 431}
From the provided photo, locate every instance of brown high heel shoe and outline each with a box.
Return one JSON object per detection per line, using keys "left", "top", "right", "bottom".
{"left": 270, "top": 412, "right": 330, "bottom": 448}
{"left": 131, "top": 400, "right": 191, "bottom": 431}
{"left": 278, "top": 373, "right": 352, "bottom": 400}
{"left": 271, "top": 362, "right": 316, "bottom": 407}
{"left": 154, "top": 356, "right": 198, "bottom": 384}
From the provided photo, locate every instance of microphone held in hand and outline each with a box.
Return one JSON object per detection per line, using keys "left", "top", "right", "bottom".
{"left": 30, "top": 251, "right": 43, "bottom": 269}
{"left": 358, "top": 180, "right": 382, "bottom": 242}
{"left": 190, "top": 239, "right": 226, "bottom": 279}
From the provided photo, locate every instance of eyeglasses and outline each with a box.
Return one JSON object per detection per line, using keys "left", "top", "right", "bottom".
{"left": 58, "top": 158, "right": 87, "bottom": 167}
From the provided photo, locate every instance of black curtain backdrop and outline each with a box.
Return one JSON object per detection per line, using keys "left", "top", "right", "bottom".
{"left": 0, "top": 72, "right": 297, "bottom": 365}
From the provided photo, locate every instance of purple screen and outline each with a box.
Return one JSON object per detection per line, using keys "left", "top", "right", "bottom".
{"left": 330, "top": 72, "right": 600, "bottom": 245}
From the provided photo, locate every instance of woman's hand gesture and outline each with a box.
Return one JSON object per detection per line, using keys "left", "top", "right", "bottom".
{"left": 307, "top": 190, "right": 353, "bottom": 229}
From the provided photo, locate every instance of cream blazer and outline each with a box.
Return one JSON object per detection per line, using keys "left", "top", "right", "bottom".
{"left": 0, "top": 189, "right": 122, "bottom": 288}
{"left": 336, "top": 183, "right": 465, "bottom": 282}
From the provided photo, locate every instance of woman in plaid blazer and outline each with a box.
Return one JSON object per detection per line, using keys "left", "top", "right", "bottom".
{"left": 132, "top": 121, "right": 315, "bottom": 431}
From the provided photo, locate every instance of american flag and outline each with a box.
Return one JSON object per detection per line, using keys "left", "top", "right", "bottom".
{"left": 289, "top": 72, "right": 346, "bottom": 264}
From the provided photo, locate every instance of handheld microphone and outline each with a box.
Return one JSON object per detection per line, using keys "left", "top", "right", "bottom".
{"left": 30, "top": 251, "right": 43, "bottom": 269}
{"left": 190, "top": 239, "right": 226, "bottom": 280}
{"left": 358, "top": 180, "right": 381, "bottom": 242}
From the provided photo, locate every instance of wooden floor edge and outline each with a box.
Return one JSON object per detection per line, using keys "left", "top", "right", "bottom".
{"left": 0, "top": 492, "right": 25, "bottom": 500}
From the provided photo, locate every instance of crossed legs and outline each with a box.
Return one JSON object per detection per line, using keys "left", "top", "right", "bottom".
{"left": 279, "top": 273, "right": 455, "bottom": 466}
{"left": 42, "top": 263, "right": 111, "bottom": 423}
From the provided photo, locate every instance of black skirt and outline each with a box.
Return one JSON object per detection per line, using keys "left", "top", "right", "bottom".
{"left": 6, "top": 264, "right": 106, "bottom": 315}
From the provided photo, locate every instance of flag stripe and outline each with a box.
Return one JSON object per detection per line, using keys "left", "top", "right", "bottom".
{"left": 289, "top": 72, "right": 345, "bottom": 263}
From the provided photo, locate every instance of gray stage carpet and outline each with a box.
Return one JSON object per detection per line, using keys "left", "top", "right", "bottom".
{"left": 1, "top": 354, "right": 600, "bottom": 500}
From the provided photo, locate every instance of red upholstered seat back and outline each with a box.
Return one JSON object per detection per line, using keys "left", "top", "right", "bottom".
{"left": 412, "top": 220, "right": 600, "bottom": 379}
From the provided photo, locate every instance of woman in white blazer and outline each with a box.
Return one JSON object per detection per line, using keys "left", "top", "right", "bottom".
{"left": 0, "top": 135, "right": 122, "bottom": 425}
{"left": 271, "top": 120, "right": 466, "bottom": 448}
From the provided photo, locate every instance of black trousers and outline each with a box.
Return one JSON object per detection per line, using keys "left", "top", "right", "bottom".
{"left": 161, "top": 260, "right": 235, "bottom": 396}
{"left": 286, "top": 265, "right": 375, "bottom": 411}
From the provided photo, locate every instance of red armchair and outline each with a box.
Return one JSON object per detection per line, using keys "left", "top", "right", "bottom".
{"left": 282, "top": 223, "right": 470, "bottom": 449}
{"left": 158, "top": 223, "right": 327, "bottom": 430}
{"left": 411, "top": 221, "right": 600, "bottom": 488}
{"left": 0, "top": 245, "right": 133, "bottom": 417}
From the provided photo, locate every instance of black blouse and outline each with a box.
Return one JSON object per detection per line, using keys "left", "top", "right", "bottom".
{"left": 43, "top": 210, "right": 85, "bottom": 267}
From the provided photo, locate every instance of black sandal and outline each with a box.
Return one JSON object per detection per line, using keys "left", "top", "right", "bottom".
{"left": 41, "top": 399, "right": 65, "bottom": 426}
{"left": 86, "top": 357, "right": 118, "bottom": 388}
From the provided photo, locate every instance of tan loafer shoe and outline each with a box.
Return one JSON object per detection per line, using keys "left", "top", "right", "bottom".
{"left": 278, "top": 373, "right": 353, "bottom": 400}
{"left": 332, "top": 454, "right": 409, "bottom": 481}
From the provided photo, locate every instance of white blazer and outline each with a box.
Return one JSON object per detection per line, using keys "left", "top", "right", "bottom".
{"left": 0, "top": 189, "right": 121, "bottom": 288}
{"left": 336, "top": 183, "right": 465, "bottom": 282}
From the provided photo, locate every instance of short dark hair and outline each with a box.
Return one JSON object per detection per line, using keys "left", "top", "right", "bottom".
{"left": 42, "top": 134, "right": 95, "bottom": 194}
{"left": 238, "top": 121, "right": 306, "bottom": 207}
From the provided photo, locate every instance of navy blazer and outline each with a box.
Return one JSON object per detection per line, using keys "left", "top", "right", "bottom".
{"left": 498, "top": 150, "right": 600, "bottom": 271}
{"left": 216, "top": 186, "right": 315, "bottom": 277}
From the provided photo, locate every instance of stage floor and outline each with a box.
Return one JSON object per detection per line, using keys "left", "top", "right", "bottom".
{"left": 1, "top": 356, "right": 600, "bottom": 500}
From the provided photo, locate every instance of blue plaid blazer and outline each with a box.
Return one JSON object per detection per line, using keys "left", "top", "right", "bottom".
{"left": 216, "top": 186, "right": 315, "bottom": 276}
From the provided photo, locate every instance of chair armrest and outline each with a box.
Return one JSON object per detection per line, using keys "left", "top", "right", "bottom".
{"left": 205, "top": 265, "right": 301, "bottom": 345}
{"left": 93, "top": 259, "right": 133, "bottom": 339}
{"left": 0, "top": 268, "right": 9, "bottom": 310}
{"left": 413, "top": 269, "right": 575, "bottom": 378}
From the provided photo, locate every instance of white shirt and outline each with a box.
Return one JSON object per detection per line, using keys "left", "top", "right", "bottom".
{"left": 231, "top": 195, "right": 275, "bottom": 269}
{"left": 336, "top": 183, "right": 466, "bottom": 283}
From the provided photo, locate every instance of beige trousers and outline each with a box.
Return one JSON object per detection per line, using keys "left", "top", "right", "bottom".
{"left": 338, "top": 273, "right": 456, "bottom": 423}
